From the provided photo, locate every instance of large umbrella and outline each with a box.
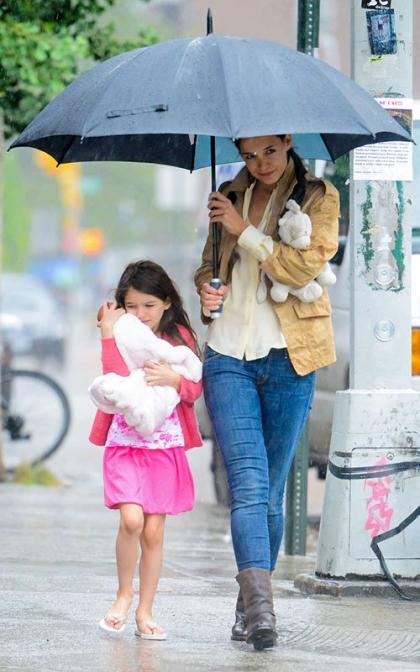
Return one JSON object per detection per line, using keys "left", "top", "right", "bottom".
{"left": 10, "top": 11, "right": 411, "bottom": 280}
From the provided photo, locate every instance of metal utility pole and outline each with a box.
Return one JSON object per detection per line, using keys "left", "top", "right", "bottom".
{"left": 297, "top": 0, "right": 320, "bottom": 55}
{"left": 284, "top": 0, "right": 320, "bottom": 556}
{"left": 297, "top": 0, "right": 420, "bottom": 597}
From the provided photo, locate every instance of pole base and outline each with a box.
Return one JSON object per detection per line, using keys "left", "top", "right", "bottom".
{"left": 295, "top": 573, "right": 420, "bottom": 599}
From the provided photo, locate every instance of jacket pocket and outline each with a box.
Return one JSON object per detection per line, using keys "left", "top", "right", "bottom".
{"left": 292, "top": 296, "right": 332, "bottom": 319}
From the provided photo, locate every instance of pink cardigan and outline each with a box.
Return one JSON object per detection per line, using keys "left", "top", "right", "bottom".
{"left": 89, "top": 324, "right": 203, "bottom": 450}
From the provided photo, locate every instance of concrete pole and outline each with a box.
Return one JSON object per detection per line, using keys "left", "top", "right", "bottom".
{"left": 297, "top": 0, "right": 420, "bottom": 595}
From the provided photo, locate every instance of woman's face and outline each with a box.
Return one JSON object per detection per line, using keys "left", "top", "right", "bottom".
{"left": 124, "top": 287, "right": 170, "bottom": 333}
{"left": 238, "top": 135, "right": 292, "bottom": 187}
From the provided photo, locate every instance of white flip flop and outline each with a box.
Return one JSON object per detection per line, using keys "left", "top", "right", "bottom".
{"left": 135, "top": 620, "right": 167, "bottom": 640}
{"left": 99, "top": 613, "right": 127, "bottom": 634}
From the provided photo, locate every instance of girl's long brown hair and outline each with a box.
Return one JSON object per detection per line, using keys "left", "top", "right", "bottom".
{"left": 114, "top": 260, "right": 199, "bottom": 353}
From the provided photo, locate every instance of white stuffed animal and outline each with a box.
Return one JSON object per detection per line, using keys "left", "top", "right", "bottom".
{"left": 257, "top": 199, "right": 336, "bottom": 304}
{"left": 89, "top": 313, "right": 202, "bottom": 436}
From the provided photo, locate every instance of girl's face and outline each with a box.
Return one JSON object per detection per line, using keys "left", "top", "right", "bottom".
{"left": 238, "top": 134, "right": 292, "bottom": 187}
{"left": 124, "top": 287, "right": 170, "bottom": 333}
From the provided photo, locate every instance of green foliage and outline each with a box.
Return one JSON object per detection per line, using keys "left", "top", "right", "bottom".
{"left": 0, "top": 20, "right": 89, "bottom": 138}
{"left": 3, "top": 152, "right": 30, "bottom": 271}
{"left": 0, "top": 1, "right": 112, "bottom": 24}
{"left": 12, "top": 463, "right": 62, "bottom": 487}
{"left": 0, "top": 0, "right": 157, "bottom": 139}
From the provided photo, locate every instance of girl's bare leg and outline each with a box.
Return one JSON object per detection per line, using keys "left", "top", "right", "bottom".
{"left": 136, "top": 514, "right": 166, "bottom": 635}
{"left": 104, "top": 504, "right": 144, "bottom": 630}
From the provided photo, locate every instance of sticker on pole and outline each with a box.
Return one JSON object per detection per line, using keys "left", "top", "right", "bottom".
{"left": 353, "top": 98, "right": 413, "bottom": 181}
{"left": 361, "top": 1, "right": 391, "bottom": 8}
{"left": 366, "top": 8, "right": 397, "bottom": 55}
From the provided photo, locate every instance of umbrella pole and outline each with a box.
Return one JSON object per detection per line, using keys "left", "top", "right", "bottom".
{"left": 210, "top": 134, "right": 223, "bottom": 318}
{"left": 206, "top": 10, "right": 223, "bottom": 318}
{"left": 210, "top": 135, "right": 219, "bottom": 278}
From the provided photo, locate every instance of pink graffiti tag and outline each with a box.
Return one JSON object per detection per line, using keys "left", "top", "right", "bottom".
{"left": 364, "top": 457, "right": 394, "bottom": 538}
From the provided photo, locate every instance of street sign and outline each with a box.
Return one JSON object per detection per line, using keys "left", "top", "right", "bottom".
{"left": 297, "top": 0, "right": 320, "bottom": 54}
{"left": 362, "top": 1, "right": 392, "bottom": 8}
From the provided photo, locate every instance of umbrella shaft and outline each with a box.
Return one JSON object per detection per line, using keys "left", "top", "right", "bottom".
{"left": 210, "top": 135, "right": 220, "bottom": 278}
{"left": 212, "top": 221, "right": 220, "bottom": 278}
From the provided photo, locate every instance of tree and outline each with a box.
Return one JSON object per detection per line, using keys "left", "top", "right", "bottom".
{"left": 0, "top": 0, "right": 158, "bottom": 139}
{"left": 0, "top": 0, "right": 158, "bottom": 481}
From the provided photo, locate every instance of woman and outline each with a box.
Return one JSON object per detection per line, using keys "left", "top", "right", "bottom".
{"left": 194, "top": 135, "right": 339, "bottom": 651}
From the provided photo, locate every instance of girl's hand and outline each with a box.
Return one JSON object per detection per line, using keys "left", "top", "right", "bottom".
{"left": 208, "top": 191, "right": 246, "bottom": 236}
{"left": 200, "top": 282, "right": 228, "bottom": 314}
{"left": 97, "top": 301, "right": 125, "bottom": 338}
{"left": 144, "top": 360, "right": 181, "bottom": 391}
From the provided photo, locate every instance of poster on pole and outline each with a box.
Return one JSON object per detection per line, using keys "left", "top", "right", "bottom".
{"left": 353, "top": 97, "right": 413, "bottom": 181}
{"left": 365, "top": 9, "right": 397, "bottom": 55}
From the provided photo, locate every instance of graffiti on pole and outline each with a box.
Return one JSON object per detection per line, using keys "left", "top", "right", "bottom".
{"left": 364, "top": 457, "right": 394, "bottom": 537}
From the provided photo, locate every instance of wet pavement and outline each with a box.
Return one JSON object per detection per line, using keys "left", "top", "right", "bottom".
{"left": 1, "top": 482, "right": 420, "bottom": 672}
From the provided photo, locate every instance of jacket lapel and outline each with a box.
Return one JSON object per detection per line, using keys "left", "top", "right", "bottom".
{"left": 264, "top": 158, "right": 297, "bottom": 239}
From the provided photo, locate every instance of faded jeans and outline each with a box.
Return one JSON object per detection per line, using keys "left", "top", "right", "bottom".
{"left": 203, "top": 347, "right": 315, "bottom": 572}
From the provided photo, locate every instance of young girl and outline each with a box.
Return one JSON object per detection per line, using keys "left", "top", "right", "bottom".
{"left": 89, "top": 260, "right": 202, "bottom": 639}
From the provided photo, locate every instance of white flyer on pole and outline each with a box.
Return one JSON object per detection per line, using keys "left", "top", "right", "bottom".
{"left": 353, "top": 97, "right": 413, "bottom": 181}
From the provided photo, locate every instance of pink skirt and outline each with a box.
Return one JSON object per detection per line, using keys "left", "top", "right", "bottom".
{"left": 102, "top": 445, "right": 195, "bottom": 514}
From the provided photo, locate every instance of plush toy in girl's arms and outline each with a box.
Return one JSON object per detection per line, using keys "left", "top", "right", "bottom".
{"left": 257, "top": 199, "right": 336, "bottom": 304}
{"left": 89, "top": 313, "right": 202, "bottom": 436}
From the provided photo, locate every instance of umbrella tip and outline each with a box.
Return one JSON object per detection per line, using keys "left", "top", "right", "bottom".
{"left": 207, "top": 8, "right": 213, "bottom": 35}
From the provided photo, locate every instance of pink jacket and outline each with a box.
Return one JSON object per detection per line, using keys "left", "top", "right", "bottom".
{"left": 89, "top": 324, "right": 203, "bottom": 450}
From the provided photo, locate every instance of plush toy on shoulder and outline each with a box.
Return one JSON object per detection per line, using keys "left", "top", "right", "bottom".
{"left": 257, "top": 199, "right": 336, "bottom": 304}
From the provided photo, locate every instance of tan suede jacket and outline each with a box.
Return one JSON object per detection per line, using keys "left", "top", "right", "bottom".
{"left": 194, "top": 159, "right": 340, "bottom": 376}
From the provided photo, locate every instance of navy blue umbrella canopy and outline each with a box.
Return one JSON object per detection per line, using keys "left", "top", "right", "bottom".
{"left": 10, "top": 33, "right": 410, "bottom": 168}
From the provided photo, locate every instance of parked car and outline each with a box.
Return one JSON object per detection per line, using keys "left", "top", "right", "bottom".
{"left": 0, "top": 273, "right": 67, "bottom": 366}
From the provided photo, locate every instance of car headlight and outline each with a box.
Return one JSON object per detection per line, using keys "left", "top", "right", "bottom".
{"left": 412, "top": 327, "right": 420, "bottom": 376}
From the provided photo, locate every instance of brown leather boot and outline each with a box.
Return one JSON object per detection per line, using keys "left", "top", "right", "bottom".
{"left": 231, "top": 588, "right": 247, "bottom": 641}
{"left": 236, "top": 568, "right": 277, "bottom": 650}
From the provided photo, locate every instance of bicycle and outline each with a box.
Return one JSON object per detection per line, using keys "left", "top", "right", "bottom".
{"left": 1, "top": 365, "right": 71, "bottom": 473}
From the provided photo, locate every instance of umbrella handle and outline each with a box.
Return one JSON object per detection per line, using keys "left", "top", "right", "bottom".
{"left": 209, "top": 278, "right": 223, "bottom": 320}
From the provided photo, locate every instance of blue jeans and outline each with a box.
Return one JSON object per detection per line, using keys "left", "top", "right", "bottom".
{"left": 203, "top": 347, "right": 315, "bottom": 572}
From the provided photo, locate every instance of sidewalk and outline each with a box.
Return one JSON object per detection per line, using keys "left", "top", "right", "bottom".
{"left": 1, "top": 482, "right": 420, "bottom": 672}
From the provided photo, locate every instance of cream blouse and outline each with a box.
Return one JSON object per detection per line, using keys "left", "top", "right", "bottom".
{"left": 206, "top": 181, "right": 286, "bottom": 360}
